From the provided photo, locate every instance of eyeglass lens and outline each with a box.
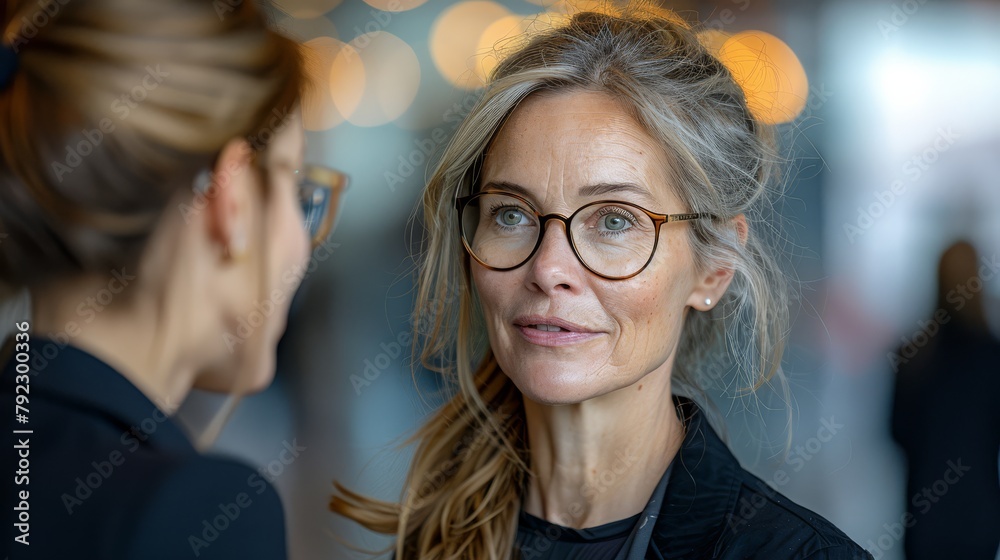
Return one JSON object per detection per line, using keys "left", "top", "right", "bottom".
{"left": 460, "top": 192, "right": 657, "bottom": 278}
{"left": 299, "top": 166, "right": 347, "bottom": 247}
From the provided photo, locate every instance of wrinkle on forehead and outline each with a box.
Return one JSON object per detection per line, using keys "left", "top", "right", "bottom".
{"left": 482, "top": 90, "right": 678, "bottom": 212}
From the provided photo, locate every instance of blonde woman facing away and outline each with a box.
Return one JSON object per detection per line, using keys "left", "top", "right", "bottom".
{"left": 332, "top": 6, "right": 869, "bottom": 560}
{"left": 0, "top": 0, "right": 346, "bottom": 558}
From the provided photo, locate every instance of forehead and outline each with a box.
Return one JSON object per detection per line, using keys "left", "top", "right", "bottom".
{"left": 482, "top": 90, "right": 675, "bottom": 207}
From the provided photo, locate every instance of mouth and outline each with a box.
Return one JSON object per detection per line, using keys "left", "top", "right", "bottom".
{"left": 512, "top": 316, "right": 602, "bottom": 347}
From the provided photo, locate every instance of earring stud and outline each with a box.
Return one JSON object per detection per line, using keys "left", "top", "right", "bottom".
{"left": 705, "top": 298, "right": 712, "bottom": 306}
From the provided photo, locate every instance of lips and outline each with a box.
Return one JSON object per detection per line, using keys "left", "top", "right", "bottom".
{"left": 513, "top": 315, "right": 595, "bottom": 333}
{"left": 513, "top": 315, "right": 602, "bottom": 347}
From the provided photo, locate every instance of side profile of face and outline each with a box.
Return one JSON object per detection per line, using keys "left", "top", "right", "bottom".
{"left": 194, "top": 109, "right": 311, "bottom": 394}
{"left": 472, "top": 90, "right": 729, "bottom": 405}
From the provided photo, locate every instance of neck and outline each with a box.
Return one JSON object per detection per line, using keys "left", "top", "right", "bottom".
{"left": 29, "top": 277, "right": 195, "bottom": 413}
{"left": 522, "top": 363, "right": 683, "bottom": 529}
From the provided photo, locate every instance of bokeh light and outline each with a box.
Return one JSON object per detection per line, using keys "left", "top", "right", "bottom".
{"left": 717, "top": 30, "right": 809, "bottom": 125}
{"left": 362, "top": 0, "right": 429, "bottom": 11}
{"left": 522, "top": 0, "right": 608, "bottom": 8}
{"left": 275, "top": 14, "right": 339, "bottom": 43}
{"left": 272, "top": 0, "right": 342, "bottom": 19}
{"left": 343, "top": 31, "right": 421, "bottom": 127}
{"left": 430, "top": 1, "right": 512, "bottom": 90}
{"left": 696, "top": 29, "right": 730, "bottom": 56}
{"left": 475, "top": 15, "right": 530, "bottom": 82}
{"left": 300, "top": 37, "right": 365, "bottom": 131}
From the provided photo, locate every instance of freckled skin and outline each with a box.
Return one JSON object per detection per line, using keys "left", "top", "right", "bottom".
{"left": 473, "top": 90, "right": 724, "bottom": 406}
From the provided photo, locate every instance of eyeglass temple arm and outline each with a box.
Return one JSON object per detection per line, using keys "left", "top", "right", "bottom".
{"left": 665, "top": 212, "right": 718, "bottom": 222}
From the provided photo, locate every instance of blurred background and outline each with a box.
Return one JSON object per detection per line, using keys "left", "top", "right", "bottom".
{"left": 176, "top": 0, "right": 1000, "bottom": 558}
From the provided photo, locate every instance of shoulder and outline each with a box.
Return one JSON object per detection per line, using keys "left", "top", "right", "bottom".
{"left": 118, "top": 453, "right": 288, "bottom": 560}
{"left": 652, "top": 399, "right": 871, "bottom": 560}
{"left": 714, "top": 471, "right": 872, "bottom": 560}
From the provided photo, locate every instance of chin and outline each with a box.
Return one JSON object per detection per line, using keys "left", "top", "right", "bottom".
{"left": 239, "top": 352, "right": 277, "bottom": 394}
{"left": 194, "top": 351, "right": 276, "bottom": 395}
{"left": 505, "top": 364, "right": 613, "bottom": 406}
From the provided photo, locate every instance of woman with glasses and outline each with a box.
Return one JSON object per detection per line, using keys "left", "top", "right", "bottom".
{"left": 0, "top": 1, "right": 344, "bottom": 558}
{"left": 332, "top": 6, "right": 868, "bottom": 560}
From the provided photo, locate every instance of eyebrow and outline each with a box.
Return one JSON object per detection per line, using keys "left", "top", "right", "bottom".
{"left": 483, "top": 181, "right": 656, "bottom": 206}
{"left": 579, "top": 182, "right": 655, "bottom": 204}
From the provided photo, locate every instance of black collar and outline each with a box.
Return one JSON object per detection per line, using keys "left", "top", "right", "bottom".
{"left": 652, "top": 396, "right": 740, "bottom": 558}
{"left": 1, "top": 335, "right": 196, "bottom": 455}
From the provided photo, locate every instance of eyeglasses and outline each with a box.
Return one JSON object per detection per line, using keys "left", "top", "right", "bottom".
{"left": 193, "top": 163, "right": 349, "bottom": 250}
{"left": 456, "top": 190, "right": 713, "bottom": 280}
{"left": 295, "top": 165, "right": 349, "bottom": 249}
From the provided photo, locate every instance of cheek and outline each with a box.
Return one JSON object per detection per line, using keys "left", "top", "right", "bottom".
{"left": 470, "top": 266, "right": 499, "bottom": 319}
{"left": 470, "top": 265, "right": 518, "bottom": 339}
{"left": 259, "top": 192, "right": 310, "bottom": 310}
{"left": 610, "top": 258, "right": 691, "bottom": 354}
{"left": 278, "top": 194, "right": 309, "bottom": 277}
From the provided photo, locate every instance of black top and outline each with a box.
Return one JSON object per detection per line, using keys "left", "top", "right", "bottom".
{"left": 515, "top": 505, "right": 641, "bottom": 559}
{"left": 647, "top": 397, "right": 870, "bottom": 559}
{"left": 0, "top": 336, "right": 288, "bottom": 559}
{"left": 395, "top": 396, "right": 871, "bottom": 559}
{"left": 519, "top": 397, "right": 873, "bottom": 559}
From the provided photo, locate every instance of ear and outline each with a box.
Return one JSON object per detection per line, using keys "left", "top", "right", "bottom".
{"left": 687, "top": 214, "right": 748, "bottom": 311}
{"left": 204, "top": 138, "right": 254, "bottom": 261}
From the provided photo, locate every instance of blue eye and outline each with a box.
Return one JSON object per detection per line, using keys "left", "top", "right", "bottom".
{"left": 601, "top": 214, "right": 629, "bottom": 231}
{"left": 596, "top": 206, "right": 637, "bottom": 234}
{"left": 500, "top": 209, "right": 523, "bottom": 226}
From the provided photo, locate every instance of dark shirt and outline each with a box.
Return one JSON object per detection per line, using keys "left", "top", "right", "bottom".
{"left": 644, "top": 397, "right": 872, "bottom": 559}
{"left": 509, "top": 397, "right": 872, "bottom": 559}
{"left": 516, "top": 509, "right": 640, "bottom": 560}
{"left": 0, "top": 336, "right": 288, "bottom": 559}
{"left": 410, "top": 396, "right": 873, "bottom": 559}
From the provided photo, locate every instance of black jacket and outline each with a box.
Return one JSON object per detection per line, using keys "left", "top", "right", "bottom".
{"left": 0, "top": 336, "right": 287, "bottom": 559}
{"left": 648, "top": 397, "right": 871, "bottom": 559}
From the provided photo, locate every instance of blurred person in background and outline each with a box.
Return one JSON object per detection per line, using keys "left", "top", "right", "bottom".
{"left": 0, "top": 0, "right": 345, "bottom": 558}
{"left": 890, "top": 240, "right": 1000, "bottom": 559}
{"left": 332, "top": 6, "right": 869, "bottom": 559}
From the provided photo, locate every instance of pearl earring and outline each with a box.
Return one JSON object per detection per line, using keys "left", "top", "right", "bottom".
{"left": 705, "top": 298, "right": 712, "bottom": 306}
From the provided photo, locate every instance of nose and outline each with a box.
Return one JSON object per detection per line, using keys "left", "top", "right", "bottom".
{"left": 523, "top": 217, "right": 584, "bottom": 295}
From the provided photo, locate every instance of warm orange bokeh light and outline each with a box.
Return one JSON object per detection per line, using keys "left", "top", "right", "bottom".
{"left": 476, "top": 16, "right": 531, "bottom": 82}
{"left": 717, "top": 31, "right": 809, "bottom": 125}
{"left": 362, "top": 0, "right": 428, "bottom": 11}
{"left": 275, "top": 14, "right": 339, "bottom": 43}
{"left": 343, "top": 31, "right": 420, "bottom": 127}
{"left": 696, "top": 29, "right": 730, "bottom": 56}
{"left": 301, "top": 37, "right": 362, "bottom": 131}
{"left": 273, "top": 0, "right": 342, "bottom": 19}
{"left": 430, "top": 1, "right": 513, "bottom": 90}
